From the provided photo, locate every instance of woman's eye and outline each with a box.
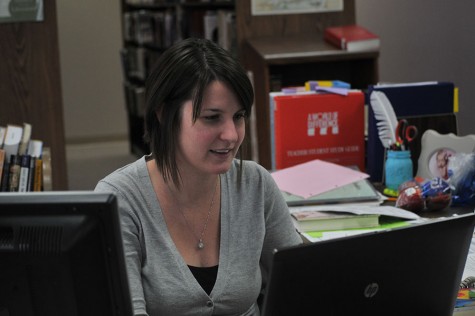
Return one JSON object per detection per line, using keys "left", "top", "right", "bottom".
{"left": 203, "top": 114, "right": 220, "bottom": 121}
{"left": 234, "top": 112, "right": 246, "bottom": 120}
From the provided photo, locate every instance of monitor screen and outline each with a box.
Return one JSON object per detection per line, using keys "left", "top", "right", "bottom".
{"left": 0, "top": 191, "right": 133, "bottom": 316}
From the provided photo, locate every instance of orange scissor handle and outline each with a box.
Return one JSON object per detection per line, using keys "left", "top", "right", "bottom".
{"left": 396, "top": 119, "right": 418, "bottom": 146}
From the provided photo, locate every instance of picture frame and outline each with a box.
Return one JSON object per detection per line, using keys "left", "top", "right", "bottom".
{"left": 416, "top": 129, "right": 475, "bottom": 180}
{"left": 0, "top": 0, "right": 43, "bottom": 23}
{"left": 251, "top": 0, "right": 343, "bottom": 16}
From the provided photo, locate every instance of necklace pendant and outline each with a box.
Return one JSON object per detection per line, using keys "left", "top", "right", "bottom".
{"left": 198, "top": 239, "right": 204, "bottom": 250}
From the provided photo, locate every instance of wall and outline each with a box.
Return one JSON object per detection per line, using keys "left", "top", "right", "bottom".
{"left": 56, "top": 0, "right": 127, "bottom": 143}
{"left": 356, "top": 0, "right": 475, "bottom": 136}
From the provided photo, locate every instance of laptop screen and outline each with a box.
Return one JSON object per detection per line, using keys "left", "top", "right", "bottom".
{"left": 261, "top": 213, "right": 475, "bottom": 316}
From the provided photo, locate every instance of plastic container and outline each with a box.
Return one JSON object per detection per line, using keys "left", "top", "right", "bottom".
{"left": 385, "top": 150, "right": 413, "bottom": 191}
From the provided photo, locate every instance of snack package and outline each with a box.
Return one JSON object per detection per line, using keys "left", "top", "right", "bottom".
{"left": 420, "top": 177, "right": 452, "bottom": 211}
{"left": 395, "top": 178, "right": 452, "bottom": 212}
{"left": 396, "top": 180, "right": 425, "bottom": 212}
{"left": 449, "top": 153, "right": 475, "bottom": 205}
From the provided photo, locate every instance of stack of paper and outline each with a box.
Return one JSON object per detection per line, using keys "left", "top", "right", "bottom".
{"left": 271, "top": 159, "right": 382, "bottom": 206}
{"left": 271, "top": 159, "right": 421, "bottom": 241}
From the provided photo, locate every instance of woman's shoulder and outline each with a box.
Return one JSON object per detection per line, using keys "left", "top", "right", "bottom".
{"left": 231, "top": 158, "right": 266, "bottom": 173}
{"left": 96, "top": 156, "right": 148, "bottom": 190}
{"left": 229, "top": 159, "right": 274, "bottom": 183}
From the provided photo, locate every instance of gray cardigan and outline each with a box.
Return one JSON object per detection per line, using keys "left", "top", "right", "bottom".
{"left": 95, "top": 157, "right": 302, "bottom": 316}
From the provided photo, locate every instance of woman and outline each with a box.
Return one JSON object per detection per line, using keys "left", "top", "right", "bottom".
{"left": 95, "top": 38, "right": 301, "bottom": 316}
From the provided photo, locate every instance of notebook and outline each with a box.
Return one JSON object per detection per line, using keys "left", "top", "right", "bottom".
{"left": 261, "top": 213, "right": 475, "bottom": 316}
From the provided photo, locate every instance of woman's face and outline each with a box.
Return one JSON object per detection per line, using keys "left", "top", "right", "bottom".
{"left": 176, "top": 81, "right": 246, "bottom": 176}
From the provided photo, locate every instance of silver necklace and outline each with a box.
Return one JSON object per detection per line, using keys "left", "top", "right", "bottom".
{"left": 169, "top": 177, "right": 219, "bottom": 250}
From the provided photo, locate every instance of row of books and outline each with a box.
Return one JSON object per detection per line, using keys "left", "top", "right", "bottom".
{"left": 122, "top": 8, "right": 236, "bottom": 53}
{"left": 124, "top": 81, "right": 146, "bottom": 117}
{"left": 125, "top": 0, "right": 176, "bottom": 5}
{"left": 121, "top": 46, "right": 161, "bottom": 82}
{"left": 123, "top": 10, "right": 178, "bottom": 48}
{"left": 201, "top": 9, "right": 237, "bottom": 57}
{"left": 0, "top": 123, "right": 50, "bottom": 192}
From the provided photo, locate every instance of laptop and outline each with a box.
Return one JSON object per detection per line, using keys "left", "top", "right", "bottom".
{"left": 261, "top": 213, "right": 475, "bottom": 316}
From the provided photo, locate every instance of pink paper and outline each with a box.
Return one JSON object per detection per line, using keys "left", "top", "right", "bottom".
{"left": 271, "top": 159, "right": 369, "bottom": 199}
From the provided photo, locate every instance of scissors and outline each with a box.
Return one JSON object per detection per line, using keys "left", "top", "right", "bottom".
{"left": 395, "top": 119, "right": 418, "bottom": 150}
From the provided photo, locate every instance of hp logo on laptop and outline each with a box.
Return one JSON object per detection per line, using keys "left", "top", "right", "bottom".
{"left": 364, "top": 283, "right": 379, "bottom": 298}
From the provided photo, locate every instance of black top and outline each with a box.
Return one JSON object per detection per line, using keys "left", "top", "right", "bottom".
{"left": 188, "top": 265, "right": 219, "bottom": 295}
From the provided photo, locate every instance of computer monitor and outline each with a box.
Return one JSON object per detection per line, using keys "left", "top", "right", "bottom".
{"left": 0, "top": 191, "right": 133, "bottom": 316}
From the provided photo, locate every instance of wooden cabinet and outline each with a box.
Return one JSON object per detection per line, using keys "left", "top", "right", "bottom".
{"left": 242, "top": 36, "right": 379, "bottom": 169}
{"left": 0, "top": 0, "right": 67, "bottom": 190}
{"left": 235, "top": 0, "right": 379, "bottom": 169}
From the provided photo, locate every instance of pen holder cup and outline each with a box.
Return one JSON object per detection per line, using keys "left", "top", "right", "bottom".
{"left": 385, "top": 150, "right": 413, "bottom": 191}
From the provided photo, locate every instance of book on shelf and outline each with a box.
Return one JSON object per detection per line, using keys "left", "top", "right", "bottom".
{"left": 0, "top": 126, "right": 6, "bottom": 147}
{"left": 27, "top": 156, "right": 36, "bottom": 192}
{"left": 217, "top": 9, "right": 237, "bottom": 56}
{"left": 0, "top": 122, "right": 45, "bottom": 192}
{"left": 0, "top": 149, "right": 4, "bottom": 187}
{"left": 8, "top": 154, "right": 21, "bottom": 192}
{"left": 27, "top": 139, "right": 43, "bottom": 158}
{"left": 324, "top": 24, "right": 380, "bottom": 52}
{"left": 0, "top": 154, "right": 10, "bottom": 191}
{"left": 33, "top": 157, "right": 43, "bottom": 192}
{"left": 203, "top": 10, "right": 218, "bottom": 42}
{"left": 18, "top": 155, "right": 31, "bottom": 192}
{"left": 18, "top": 122, "right": 32, "bottom": 156}
{"left": 42, "top": 147, "right": 52, "bottom": 191}
{"left": 291, "top": 210, "right": 380, "bottom": 233}
{"left": 3, "top": 124, "right": 23, "bottom": 162}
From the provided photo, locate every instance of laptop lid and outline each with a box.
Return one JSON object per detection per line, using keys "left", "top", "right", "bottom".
{"left": 261, "top": 213, "right": 475, "bottom": 316}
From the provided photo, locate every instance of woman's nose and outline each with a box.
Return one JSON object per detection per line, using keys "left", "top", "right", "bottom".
{"left": 220, "top": 119, "right": 239, "bottom": 142}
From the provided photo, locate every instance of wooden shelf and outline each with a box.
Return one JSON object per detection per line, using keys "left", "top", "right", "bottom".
{"left": 243, "top": 35, "right": 379, "bottom": 169}
{"left": 246, "top": 35, "right": 379, "bottom": 64}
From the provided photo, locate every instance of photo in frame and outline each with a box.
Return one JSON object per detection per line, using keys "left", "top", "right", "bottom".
{"left": 416, "top": 129, "right": 475, "bottom": 180}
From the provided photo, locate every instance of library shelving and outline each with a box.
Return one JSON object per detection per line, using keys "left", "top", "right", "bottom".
{"left": 120, "top": 0, "right": 379, "bottom": 168}
{"left": 120, "top": 0, "right": 236, "bottom": 156}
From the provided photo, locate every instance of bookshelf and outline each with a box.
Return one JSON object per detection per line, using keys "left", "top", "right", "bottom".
{"left": 120, "top": 0, "right": 235, "bottom": 156}
{"left": 0, "top": 0, "right": 68, "bottom": 190}
{"left": 120, "top": 0, "right": 379, "bottom": 167}
{"left": 235, "top": 0, "right": 379, "bottom": 169}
